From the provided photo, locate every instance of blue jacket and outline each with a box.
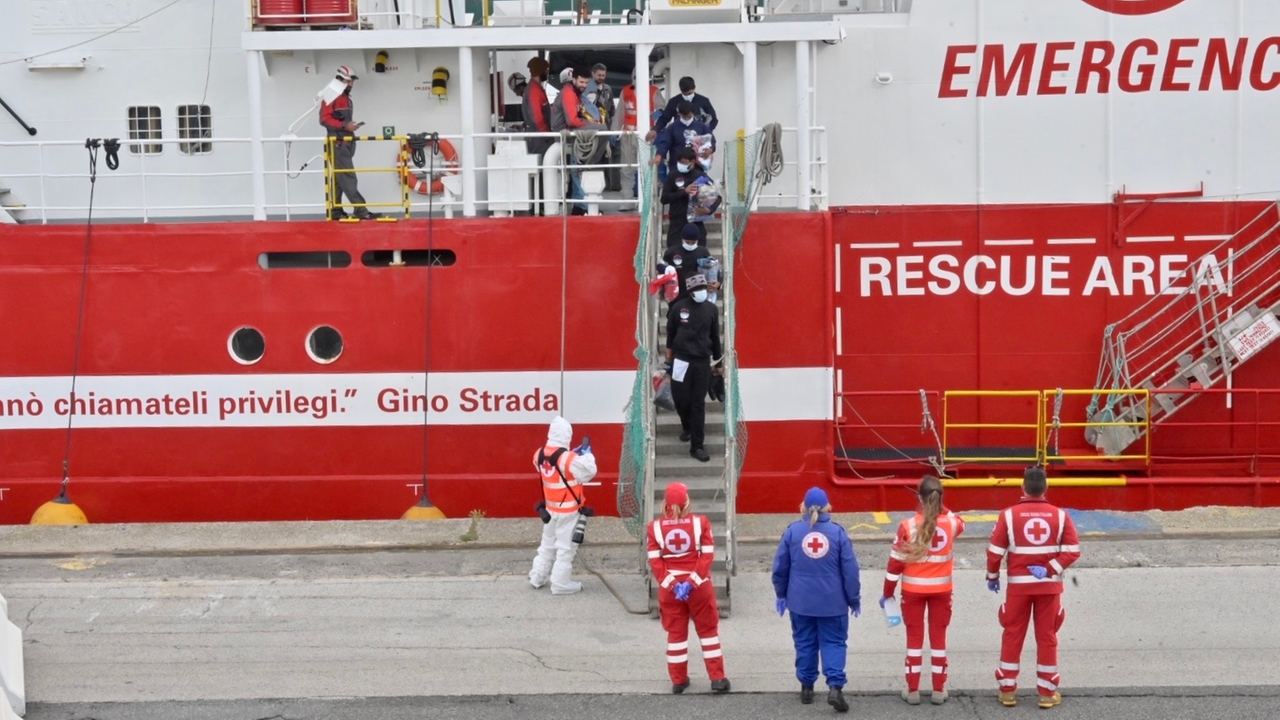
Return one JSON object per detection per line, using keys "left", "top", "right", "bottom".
{"left": 772, "top": 514, "right": 861, "bottom": 617}
{"left": 654, "top": 93, "right": 719, "bottom": 132}
{"left": 653, "top": 119, "right": 715, "bottom": 170}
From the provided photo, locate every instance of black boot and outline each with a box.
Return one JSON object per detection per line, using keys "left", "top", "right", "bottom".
{"left": 672, "top": 680, "right": 690, "bottom": 695}
{"left": 710, "top": 678, "right": 731, "bottom": 694}
{"left": 828, "top": 687, "right": 849, "bottom": 713}
{"left": 800, "top": 685, "right": 814, "bottom": 704}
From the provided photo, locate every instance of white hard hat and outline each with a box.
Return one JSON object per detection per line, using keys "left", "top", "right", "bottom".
{"left": 335, "top": 65, "right": 358, "bottom": 81}
{"left": 507, "top": 72, "right": 527, "bottom": 91}
{"left": 559, "top": 67, "right": 574, "bottom": 83}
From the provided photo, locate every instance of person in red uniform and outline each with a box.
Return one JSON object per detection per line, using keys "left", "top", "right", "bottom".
{"left": 522, "top": 56, "right": 553, "bottom": 158}
{"left": 881, "top": 476, "right": 964, "bottom": 706}
{"left": 319, "top": 65, "right": 377, "bottom": 220}
{"left": 986, "top": 466, "right": 1081, "bottom": 709}
{"left": 647, "top": 482, "right": 731, "bottom": 695}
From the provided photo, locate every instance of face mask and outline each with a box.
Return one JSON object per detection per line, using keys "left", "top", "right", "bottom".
{"left": 682, "top": 242, "right": 698, "bottom": 251}
{"left": 676, "top": 162, "right": 691, "bottom": 172}
{"left": 691, "top": 289, "right": 708, "bottom": 303}
{"left": 682, "top": 93, "right": 695, "bottom": 101}
{"left": 679, "top": 117, "right": 693, "bottom": 126}
{"left": 699, "top": 158, "right": 711, "bottom": 169}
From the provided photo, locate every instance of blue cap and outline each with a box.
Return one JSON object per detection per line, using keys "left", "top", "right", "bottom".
{"left": 682, "top": 223, "right": 701, "bottom": 240}
{"left": 804, "top": 487, "right": 828, "bottom": 508}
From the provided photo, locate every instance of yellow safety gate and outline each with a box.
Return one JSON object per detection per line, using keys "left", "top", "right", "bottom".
{"left": 324, "top": 135, "right": 412, "bottom": 221}
{"left": 936, "top": 389, "right": 1151, "bottom": 466}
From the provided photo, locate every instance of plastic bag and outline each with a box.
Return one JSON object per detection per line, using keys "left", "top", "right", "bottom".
{"left": 653, "top": 368, "right": 676, "bottom": 411}
{"left": 687, "top": 176, "right": 721, "bottom": 224}
{"left": 697, "top": 256, "right": 721, "bottom": 304}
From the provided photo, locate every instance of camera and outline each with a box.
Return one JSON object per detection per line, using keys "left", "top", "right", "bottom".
{"left": 535, "top": 500, "right": 551, "bottom": 524}
{"left": 572, "top": 514, "right": 588, "bottom": 544}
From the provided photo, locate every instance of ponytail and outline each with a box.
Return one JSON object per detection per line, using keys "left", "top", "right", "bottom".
{"left": 799, "top": 501, "right": 833, "bottom": 527}
{"left": 897, "top": 475, "right": 944, "bottom": 563}
{"left": 666, "top": 501, "right": 690, "bottom": 519}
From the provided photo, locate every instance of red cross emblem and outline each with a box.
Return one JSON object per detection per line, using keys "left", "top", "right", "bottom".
{"left": 1023, "top": 518, "right": 1052, "bottom": 546}
{"left": 801, "top": 531, "right": 829, "bottom": 559}
{"left": 930, "top": 527, "right": 949, "bottom": 554}
{"left": 665, "top": 528, "right": 692, "bottom": 553}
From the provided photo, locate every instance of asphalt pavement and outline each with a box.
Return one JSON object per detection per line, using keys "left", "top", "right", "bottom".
{"left": 1, "top": 508, "right": 1278, "bottom": 719}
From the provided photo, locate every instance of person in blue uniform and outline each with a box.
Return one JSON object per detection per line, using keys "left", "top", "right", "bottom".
{"left": 772, "top": 487, "right": 862, "bottom": 713}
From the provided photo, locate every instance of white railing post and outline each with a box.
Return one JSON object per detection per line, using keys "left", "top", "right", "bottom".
{"left": 635, "top": 43, "right": 652, "bottom": 134}
{"left": 743, "top": 41, "right": 758, "bottom": 135}
{"left": 459, "top": 46, "right": 477, "bottom": 217}
{"left": 795, "top": 40, "right": 811, "bottom": 211}
{"left": 246, "top": 51, "right": 268, "bottom": 221}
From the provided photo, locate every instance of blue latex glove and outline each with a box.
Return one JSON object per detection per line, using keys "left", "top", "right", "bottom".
{"left": 775, "top": 598, "right": 787, "bottom": 617}
{"left": 878, "top": 596, "right": 889, "bottom": 610}
{"left": 674, "top": 581, "right": 692, "bottom": 602}
{"left": 987, "top": 579, "right": 1001, "bottom": 594}
{"left": 849, "top": 600, "right": 861, "bottom": 618}
{"left": 1028, "top": 565, "right": 1048, "bottom": 580}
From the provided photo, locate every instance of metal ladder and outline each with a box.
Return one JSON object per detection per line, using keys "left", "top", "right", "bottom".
{"left": 1088, "top": 202, "right": 1280, "bottom": 456}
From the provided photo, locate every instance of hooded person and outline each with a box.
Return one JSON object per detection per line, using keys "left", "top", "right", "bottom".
{"left": 772, "top": 487, "right": 862, "bottom": 713}
{"left": 647, "top": 482, "right": 731, "bottom": 695}
{"left": 528, "top": 416, "right": 597, "bottom": 595}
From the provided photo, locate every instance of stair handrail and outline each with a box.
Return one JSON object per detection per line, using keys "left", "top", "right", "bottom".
{"left": 638, "top": 145, "right": 662, "bottom": 570}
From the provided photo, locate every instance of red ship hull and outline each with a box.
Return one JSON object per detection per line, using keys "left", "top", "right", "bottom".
{"left": 1, "top": 204, "right": 1278, "bottom": 523}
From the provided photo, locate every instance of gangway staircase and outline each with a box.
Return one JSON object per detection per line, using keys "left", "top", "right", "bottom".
{"left": 0, "top": 184, "right": 31, "bottom": 224}
{"left": 645, "top": 212, "right": 735, "bottom": 618}
{"left": 1087, "top": 202, "right": 1280, "bottom": 456}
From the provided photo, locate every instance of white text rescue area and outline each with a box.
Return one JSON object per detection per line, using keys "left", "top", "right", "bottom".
{"left": 854, "top": 252, "right": 1230, "bottom": 297}
{"left": 939, "top": 37, "right": 1280, "bottom": 97}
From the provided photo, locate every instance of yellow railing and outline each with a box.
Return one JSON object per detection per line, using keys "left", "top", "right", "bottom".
{"left": 942, "top": 390, "right": 1043, "bottom": 463}
{"left": 1042, "top": 388, "right": 1151, "bottom": 463}
{"left": 324, "top": 135, "right": 411, "bottom": 220}
{"left": 935, "top": 388, "right": 1151, "bottom": 465}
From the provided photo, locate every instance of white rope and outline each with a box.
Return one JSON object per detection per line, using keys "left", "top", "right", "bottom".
{"left": 755, "top": 123, "right": 784, "bottom": 187}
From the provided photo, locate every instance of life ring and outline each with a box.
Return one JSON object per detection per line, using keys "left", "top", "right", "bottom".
{"left": 399, "top": 138, "right": 459, "bottom": 195}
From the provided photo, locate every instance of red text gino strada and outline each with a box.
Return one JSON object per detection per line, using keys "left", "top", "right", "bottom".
{"left": 939, "top": 38, "right": 1280, "bottom": 97}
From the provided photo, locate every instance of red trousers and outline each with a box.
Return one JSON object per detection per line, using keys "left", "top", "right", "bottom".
{"left": 996, "top": 593, "right": 1065, "bottom": 696}
{"left": 902, "top": 591, "right": 952, "bottom": 692}
{"left": 659, "top": 581, "right": 726, "bottom": 685}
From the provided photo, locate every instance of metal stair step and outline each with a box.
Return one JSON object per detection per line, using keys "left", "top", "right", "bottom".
{"left": 654, "top": 461, "right": 725, "bottom": 479}
{"left": 657, "top": 410, "right": 725, "bottom": 427}
{"left": 656, "top": 434, "right": 725, "bottom": 455}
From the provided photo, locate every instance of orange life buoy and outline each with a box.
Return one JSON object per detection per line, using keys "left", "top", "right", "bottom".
{"left": 399, "top": 138, "right": 459, "bottom": 195}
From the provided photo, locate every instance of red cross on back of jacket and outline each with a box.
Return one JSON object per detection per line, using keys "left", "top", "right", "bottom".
{"left": 986, "top": 497, "right": 1081, "bottom": 595}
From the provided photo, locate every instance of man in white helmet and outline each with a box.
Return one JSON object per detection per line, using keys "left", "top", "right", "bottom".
{"left": 319, "top": 65, "right": 377, "bottom": 220}
{"left": 529, "top": 416, "right": 598, "bottom": 595}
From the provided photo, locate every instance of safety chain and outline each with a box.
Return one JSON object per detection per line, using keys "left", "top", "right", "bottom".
{"left": 1047, "top": 388, "right": 1064, "bottom": 463}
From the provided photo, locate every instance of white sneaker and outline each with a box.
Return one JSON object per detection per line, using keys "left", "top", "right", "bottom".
{"left": 530, "top": 578, "right": 547, "bottom": 590}
{"left": 551, "top": 581, "right": 583, "bottom": 595}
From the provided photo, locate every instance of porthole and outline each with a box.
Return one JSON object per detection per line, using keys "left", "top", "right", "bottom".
{"left": 228, "top": 327, "right": 265, "bottom": 365}
{"left": 306, "top": 325, "right": 343, "bottom": 364}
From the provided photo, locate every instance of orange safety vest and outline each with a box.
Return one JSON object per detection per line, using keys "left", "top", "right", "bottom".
{"left": 894, "top": 511, "right": 962, "bottom": 594}
{"left": 534, "top": 444, "right": 586, "bottom": 514}
{"left": 621, "top": 85, "right": 660, "bottom": 130}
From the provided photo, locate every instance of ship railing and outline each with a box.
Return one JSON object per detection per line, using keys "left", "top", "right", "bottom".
{"left": 750, "top": 126, "right": 828, "bottom": 211}
{"left": 247, "top": 0, "right": 644, "bottom": 31}
{"left": 834, "top": 387, "right": 1161, "bottom": 473}
{"left": 1140, "top": 387, "right": 1280, "bottom": 472}
{"left": 0, "top": 127, "right": 824, "bottom": 222}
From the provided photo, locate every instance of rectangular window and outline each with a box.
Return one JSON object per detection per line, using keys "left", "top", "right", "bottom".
{"left": 127, "top": 106, "right": 162, "bottom": 155}
{"left": 177, "top": 104, "right": 212, "bottom": 155}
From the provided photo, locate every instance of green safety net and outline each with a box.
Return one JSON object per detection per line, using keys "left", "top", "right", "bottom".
{"left": 720, "top": 130, "right": 767, "bottom": 493}
{"left": 615, "top": 140, "right": 658, "bottom": 539}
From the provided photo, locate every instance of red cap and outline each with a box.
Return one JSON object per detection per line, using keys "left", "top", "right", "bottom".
{"left": 664, "top": 482, "right": 689, "bottom": 508}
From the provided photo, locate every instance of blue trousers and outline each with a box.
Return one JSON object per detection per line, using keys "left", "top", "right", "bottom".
{"left": 791, "top": 612, "right": 849, "bottom": 688}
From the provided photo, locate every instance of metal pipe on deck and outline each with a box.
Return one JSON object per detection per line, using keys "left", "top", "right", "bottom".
{"left": 459, "top": 46, "right": 477, "bottom": 217}
{"left": 795, "top": 40, "right": 811, "bottom": 211}
{"left": 246, "top": 51, "right": 268, "bottom": 221}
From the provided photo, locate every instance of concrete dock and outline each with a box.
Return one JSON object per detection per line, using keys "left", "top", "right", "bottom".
{"left": 1, "top": 507, "right": 1277, "bottom": 719}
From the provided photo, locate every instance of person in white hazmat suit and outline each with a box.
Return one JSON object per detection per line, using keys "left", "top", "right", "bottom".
{"left": 529, "top": 416, "right": 598, "bottom": 595}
